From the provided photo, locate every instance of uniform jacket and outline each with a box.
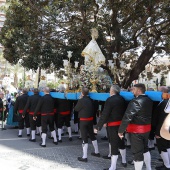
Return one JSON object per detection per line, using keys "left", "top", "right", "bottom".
{"left": 23, "top": 94, "right": 41, "bottom": 116}
{"left": 56, "top": 98, "right": 72, "bottom": 113}
{"left": 34, "top": 94, "right": 54, "bottom": 116}
{"left": 152, "top": 99, "right": 169, "bottom": 136}
{"left": 14, "top": 93, "right": 28, "bottom": 114}
{"left": 118, "top": 95, "right": 153, "bottom": 133}
{"left": 74, "top": 96, "right": 94, "bottom": 118}
{"left": 96, "top": 94, "right": 126, "bottom": 131}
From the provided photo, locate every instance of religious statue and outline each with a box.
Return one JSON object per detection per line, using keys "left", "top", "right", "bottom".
{"left": 25, "top": 75, "right": 33, "bottom": 89}
{"left": 81, "top": 28, "right": 105, "bottom": 66}
{"left": 39, "top": 75, "right": 47, "bottom": 90}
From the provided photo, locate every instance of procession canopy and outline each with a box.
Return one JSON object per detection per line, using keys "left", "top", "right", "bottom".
{"left": 81, "top": 28, "right": 105, "bottom": 65}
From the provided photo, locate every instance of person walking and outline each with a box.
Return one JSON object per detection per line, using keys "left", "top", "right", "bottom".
{"left": 23, "top": 88, "right": 41, "bottom": 142}
{"left": 0, "top": 91, "right": 5, "bottom": 129}
{"left": 118, "top": 83, "right": 153, "bottom": 170}
{"left": 94, "top": 85, "right": 127, "bottom": 170}
{"left": 14, "top": 88, "right": 30, "bottom": 137}
{"left": 33, "top": 87, "right": 57, "bottom": 147}
{"left": 153, "top": 86, "right": 170, "bottom": 170}
{"left": 57, "top": 87, "right": 72, "bottom": 142}
{"left": 75, "top": 87, "right": 100, "bottom": 162}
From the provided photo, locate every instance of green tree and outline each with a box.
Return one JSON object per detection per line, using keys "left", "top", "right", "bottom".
{"left": 0, "top": 0, "right": 170, "bottom": 88}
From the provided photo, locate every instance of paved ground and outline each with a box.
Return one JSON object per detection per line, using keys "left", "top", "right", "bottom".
{"left": 0, "top": 122, "right": 163, "bottom": 170}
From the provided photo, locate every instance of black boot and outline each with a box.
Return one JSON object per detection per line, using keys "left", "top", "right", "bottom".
{"left": 77, "top": 157, "right": 88, "bottom": 162}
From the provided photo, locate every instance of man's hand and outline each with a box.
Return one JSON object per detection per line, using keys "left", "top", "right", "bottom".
{"left": 94, "top": 128, "right": 98, "bottom": 134}
{"left": 118, "top": 133, "right": 124, "bottom": 139}
{"left": 103, "top": 123, "right": 107, "bottom": 127}
{"left": 22, "top": 115, "right": 25, "bottom": 118}
{"left": 33, "top": 116, "right": 37, "bottom": 121}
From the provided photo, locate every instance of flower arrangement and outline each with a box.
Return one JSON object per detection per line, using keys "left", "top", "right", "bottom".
{"left": 78, "top": 65, "right": 112, "bottom": 92}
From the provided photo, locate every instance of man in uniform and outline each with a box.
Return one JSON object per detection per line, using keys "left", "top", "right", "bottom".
{"left": 0, "top": 92, "right": 5, "bottom": 129}
{"left": 23, "top": 88, "right": 41, "bottom": 142}
{"left": 118, "top": 83, "right": 153, "bottom": 170}
{"left": 57, "top": 87, "right": 72, "bottom": 142}
{"left": 153, "top": 86, "right": 170, "bottom": 170}
{"left": 75, "top": 87, "right": 100, "bottom": 162}
{"left": 14, "top": 88, "right": 30, "bottom": 137}
{"left": 33, "top": 87, "right": 57, "bottom": 147}
{"left": 94, "top": 85, "right": 127, "bottom": 170}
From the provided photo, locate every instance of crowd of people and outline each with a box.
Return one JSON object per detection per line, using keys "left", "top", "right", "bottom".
{"left": 0, "top": 84, "right": 170, "bottom": 170}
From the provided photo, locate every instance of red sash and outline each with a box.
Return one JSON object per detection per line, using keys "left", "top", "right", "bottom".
{"left": 29, "top": 112, "right": 40, "bottom": 115}
{"left": 107, "top": 121, "right": 122, "bottom": 126}
{"left": 18, "top": 110, "right": 24, "bottom": 114}
{"left": 80, "top": 117, "right": 93, "bottom": 121}
{"left": 41, "top": 113, "right": 54, "bottom": 116}
{"left": 59, "top": 111, "right": 70, "bottom": 115}
{"left": 127, "top": 124, "right": 151, "bottom": 133}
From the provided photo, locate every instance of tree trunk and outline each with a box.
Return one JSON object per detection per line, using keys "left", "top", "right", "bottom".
{"left": 37, "top": 67, "right": 41, "bottom": 88}
{"left": 122, "top": 48, "right": 154, "bottom": 88}
{"left": 14, "top": 73, "right": 18, "bottom": 88}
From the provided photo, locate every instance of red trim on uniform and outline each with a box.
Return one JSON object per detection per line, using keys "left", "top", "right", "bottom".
{"left": 80, "top": 117, "right": 93, "bottom": 121}
{"left": 126, "top": 124, "right": 151, "bottom": 133}
{"left": 18, "top": 110, "right": 24, "bottom": 114}
{"left": 59, "top": 111, "right": 70, "bottom": 115}
{"left": 19, "top": 110, "right": 29, "bottom": 114}
{"left": 107, "top": 121, "right": 122, "bottom": 126}
{"left": 41, "top": 113, "right": 54, "bottom": 116}
{"left": 29, "top": 112, "right": 40, "bottom": 115}
{"left": 54, "top": 109, "right": 57, "bottom": 114}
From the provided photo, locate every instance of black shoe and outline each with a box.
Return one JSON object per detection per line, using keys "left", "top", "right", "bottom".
{"left": 2, "top": 128, "right": 6, "bottom": 130}
{"left": 53, "top": 141, "right": 58, "bottom": 145}
{"left": 103, "top": 169, "right": 109, "bottom": 170}
{"left": 149, "top": 147, "right": 155, "bottom": 151}
{"left": 39, "top": 143, "right": 46, "bottom": 147}
{"left": 164, "top": 166, "right": 170, "bottom": 170}
{"left": 77, "top": 157, "right": 88, "bottom": 162}
{"left": 78, "top": 136, "right": 82, "bottom": 140}
{"left": 122, "top": 163, "right": 127, "bottom": 167}
{"left": 27, "top": 134, "right": 30, "bottom": 137}
{"left": 61, "top": 133, "right": 64, "bottom": 136}
{"left": 58, "top": 140, "right": 62, "bottom": 143}
{"left": 158, "top": 158, "right": 163, "bottom": 162}
{"left": 128, "top": 160, "right": 134, "bottom": 165}
{"left": 72, "top": 131, "right": 78, "bottom": 134}
{"left": 66, "top": 132, "right": 69, "bottom": 135}
{"left": 29, "top": 139, "right": 36, "bottom": 142}
{"left": 48, "top": 136, "right": 53, "bottom": 139}
{"left": 36, "top": 133, "right": 40, "bottom": 136}
{"left": 101, "top": 136, "right": 108, "bottom": 140}
{"left": 126, "top": 145, "right": 131, "bottom": 148}
{"left": 155, "top": 165, "right": 169, "bottom": 170}
{"left": 102, "top": 155, "right": 111, "bottom": 159}
{"left": 91, "top": 152, "right": 100, "bottom": 157}
{"left": 18, "top": 135, "right": 22, "bottom": 137}
{"left": 69, "top": 137, "right": 72, "bottom": 141}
